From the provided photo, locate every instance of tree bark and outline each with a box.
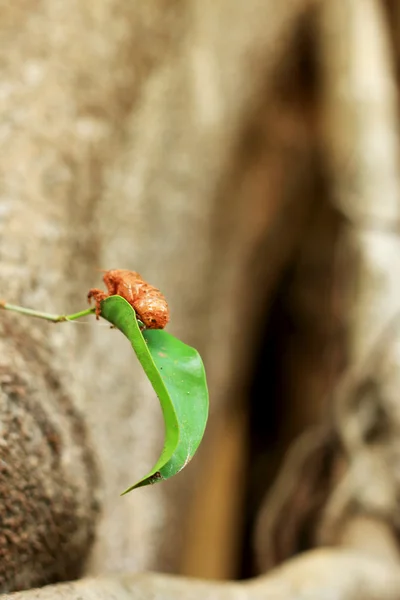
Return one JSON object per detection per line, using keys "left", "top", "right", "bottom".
{"left": 5, "top": 549, "right": 400, "bottom": 600}
{"left": 0, "top": 0, "right": 315, "bottom": 590}
{"left": 3, "top": 0, "right": 400, "bottom": 596}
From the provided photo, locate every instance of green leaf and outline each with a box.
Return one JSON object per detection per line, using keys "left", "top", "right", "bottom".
{"left": 100, "top": 295, "right": 209, "bottom": 494}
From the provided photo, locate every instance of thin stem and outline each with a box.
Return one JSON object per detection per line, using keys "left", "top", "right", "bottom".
{"left": 0, "top": 301, "right": 95, "bottom": 323}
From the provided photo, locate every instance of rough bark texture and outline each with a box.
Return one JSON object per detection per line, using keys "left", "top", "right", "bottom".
{"left": 0, "top": 318, "right": 98, "bottom": 591}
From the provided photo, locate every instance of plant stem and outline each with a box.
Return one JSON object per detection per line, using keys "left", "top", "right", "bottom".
{"left": 0, "top": 301, "right": 95, "bottom": 323}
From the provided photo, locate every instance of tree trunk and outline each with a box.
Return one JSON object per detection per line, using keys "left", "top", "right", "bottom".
{"left": 3, "top": 0, "right": 400, "bottom": 597}
{"left": 0, "top": 0, "right": 314, "bottom": 590}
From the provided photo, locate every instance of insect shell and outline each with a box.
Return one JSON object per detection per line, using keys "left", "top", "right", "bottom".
{"left": 103, "top": 269, "right": 170, "bottom": 330}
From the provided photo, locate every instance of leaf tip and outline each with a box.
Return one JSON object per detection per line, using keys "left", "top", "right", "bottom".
{"left": 120, "top": 471, "right": 165, "bottom": 495}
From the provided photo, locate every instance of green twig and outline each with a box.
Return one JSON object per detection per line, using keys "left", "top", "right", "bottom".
{"left": 0, "top": 299, "right": 146, "bottom": 329}
{"left": 0, "top": 301, "right": 95, "bottom": 323}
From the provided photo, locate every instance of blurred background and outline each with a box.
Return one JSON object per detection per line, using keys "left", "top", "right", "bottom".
{"left": 3, "top": 0, "right": 400, "bottom": 595}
